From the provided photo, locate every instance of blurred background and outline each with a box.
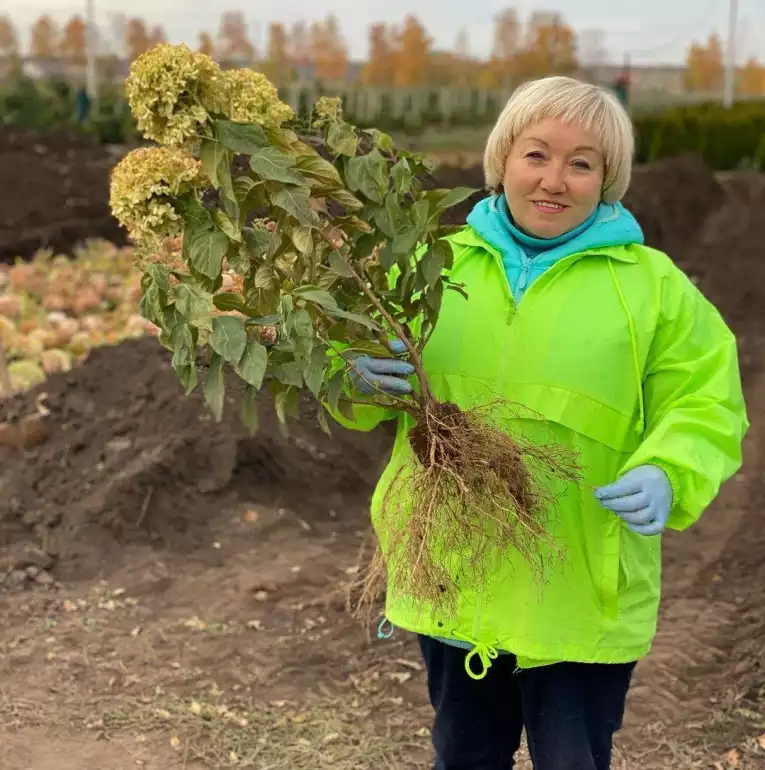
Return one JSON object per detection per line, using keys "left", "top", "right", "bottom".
{"left": 0, "top": 0, "right": 763, "bottom": 166}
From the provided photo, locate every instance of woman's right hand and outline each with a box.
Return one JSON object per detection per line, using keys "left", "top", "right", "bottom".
{"left": 349, "top": 340, "right": 414, "bottom": 396}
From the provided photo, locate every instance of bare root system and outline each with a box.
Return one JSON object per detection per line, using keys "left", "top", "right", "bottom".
{"left": 354, "top": 398, "right": 582, "bottom": 625}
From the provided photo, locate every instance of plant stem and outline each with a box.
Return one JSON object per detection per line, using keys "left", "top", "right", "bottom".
{"left": 338, "top": 253, "right": 432, "bottom": 406}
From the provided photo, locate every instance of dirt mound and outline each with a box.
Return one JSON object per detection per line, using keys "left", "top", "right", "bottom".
{"left": 0, "top": 337, "right": 390, "bottom": 580}
{"left": 0, "top": 128, "right": 128, "bottom": 262}
{"left": 623, "top": 153, "right": 725, "bottom": 256}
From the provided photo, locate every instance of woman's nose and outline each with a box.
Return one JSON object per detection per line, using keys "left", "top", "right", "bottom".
{"left": 539, "top": 165, "right": 566, "bottom": 194}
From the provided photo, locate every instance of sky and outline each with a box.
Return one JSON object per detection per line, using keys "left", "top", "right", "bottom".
{"left": 6, "top": 0, "right": 765, "bottom": 66}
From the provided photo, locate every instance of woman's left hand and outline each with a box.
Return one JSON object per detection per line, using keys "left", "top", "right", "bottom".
{"left": 595, "top": 465, "right": 673, "bottom": 536}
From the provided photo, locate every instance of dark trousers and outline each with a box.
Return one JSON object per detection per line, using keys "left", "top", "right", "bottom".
{"left": 419, "top": 636, "right": 636, "bottom": 770}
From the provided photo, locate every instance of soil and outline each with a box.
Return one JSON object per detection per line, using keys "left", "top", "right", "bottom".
{"left": 0, "top": 128, "right": 128, "bottom": 263}
{"left": 1, "top": 132, "right": 765, "bottom": 769}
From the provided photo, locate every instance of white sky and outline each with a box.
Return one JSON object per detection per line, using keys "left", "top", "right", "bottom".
{"left": 5, "top": 0, "right": 765, "bottom": 65}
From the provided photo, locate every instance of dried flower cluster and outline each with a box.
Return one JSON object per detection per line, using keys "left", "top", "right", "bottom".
{"left": 109, "top": 147, "right": 202, "bottom": 245}
{"left": 125, "top": 44, "right": 227, "bottom": 147}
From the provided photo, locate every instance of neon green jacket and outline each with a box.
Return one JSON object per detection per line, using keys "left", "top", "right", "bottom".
{"left": 333, "top": 222, "right": 748, "bottom": 678}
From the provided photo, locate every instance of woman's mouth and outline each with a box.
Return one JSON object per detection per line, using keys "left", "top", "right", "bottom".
{"left": 532, "top": 201, "right": 568, "bottom": 214}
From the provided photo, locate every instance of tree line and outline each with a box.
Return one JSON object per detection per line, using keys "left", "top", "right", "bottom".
{"left": 0, "top": 9, "right": 763, "bottom": 96}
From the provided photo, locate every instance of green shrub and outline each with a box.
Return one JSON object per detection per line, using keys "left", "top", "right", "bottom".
{"left": 633, "top": 102, "right": 765, "bottom": 170}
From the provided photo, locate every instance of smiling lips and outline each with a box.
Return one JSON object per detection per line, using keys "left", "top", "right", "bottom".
{"left": 532, "top": 200, "right": 569, "bottom": 213}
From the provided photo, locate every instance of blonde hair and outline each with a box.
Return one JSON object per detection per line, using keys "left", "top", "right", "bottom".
{"left": 483, "top": 76, "right": 634, "bottom": 204}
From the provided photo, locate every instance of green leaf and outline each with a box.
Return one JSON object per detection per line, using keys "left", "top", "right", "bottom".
{"left": 236, "top": 341, "right": 268, "bottom": 388}
{"left": 293, "top": 286, "right": 339, "bottom": 310}
{"left": 364, "top": 128, "right": 394, "bottom": 153}
{"left": 188, "top": 229, "right": 229, "bottom": 280}
{"left": 377, "top": 242, "right": 396, "bottom": 271}
{"left": 242, "top": 226, "right": 274, "bottom": 258}
{"left": 426, "top": 280, "right": 444, "bottom": 313}
{"left": 412, "top": 199, "right": 430, "bottom": 231}
{"left": 274, "top": 361, "right": 303, "bottom": 388}
{"left": 325, "top": 186, "right": 363, "bottom": 211}
{"left": 317, "top": 407, "right": 332, "bottom": 436}
{"left": 296, "top": 154, "right": 343, "bottom": 187}
{"left": 346, "top": 151, "right": 388, "bottom": 204}
{"left": 375, "top": 193, "right": 405, "bottom": 238}
{"left": 291, "top": 308, "right": 314, "bottom": 340}
{"left": 213, "top": 293, "right": 250, "bottom": 316}
{"left": 420, "top": 240, "right": 448, "bottom": 289}
{"left": 270, "top": 186, "right": 317, "bottom": 226}
{"left": 250, "top": 146, "right": 306, "bottom": 185}
{"left": 211, "top": 209, "right": 242, "bottom": 242}
{"left": 254, "top": 265, "right": 277, "bottom": 289}
{"left": 430, "top": 186, "right": 476, "bottom": 213}
{"left": 140, "top": 265, "right": 169, "bottom": 324}
{"left": 199, "top": 138, "right": 235, "bottom": 204}
{"left": 391, "top": 159, "right": 413, "bottom": 196}
{"left": 211, "top": 316, "right": 247, "bottom": 363}
{"left": 202, "top": 353, "right": 225, "bottom": 421}
{"left": 241, "top": 385, "right": 259, "bottom": 435}
{"left": 291, "top": 226, "right": 313, "bottom": 255}
{"left": 170, "top": 321, "right": 197, "bottom": 394}
{"left": 215, "top": 119, "right": 269, "bottom": 154}
{"left": 328, "top": 370, "right": 345, "bottom": 411}
{"left": 327, "top": 122, "right": 359, "bottom": 157}
{"left": 327, "top": 308, "right": 380, "bottom": 331}
{"left": 328, "top": 249, "right": 354, "bottom": 277}
{"left": 303, "top": 346, "right": 326, "bottom": 397}
{"left": 337, "top": 398, "right": 355, "bottom": 422}
{"left": 173, "top": 283, "right": 215, "bottom": 331}
{"left": 392, "top": 227, "right": 420, "bottom": 256}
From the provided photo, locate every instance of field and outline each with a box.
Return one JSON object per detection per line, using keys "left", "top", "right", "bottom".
{"left": 1, "top": 129, "right": 765, "bottom": 770}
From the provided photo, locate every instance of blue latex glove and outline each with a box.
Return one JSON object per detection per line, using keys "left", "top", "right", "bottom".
{"left": 349, "top": 339, "right": 414, "bottom": 396}
{"left": 595, "top": 465, "right": 673, "bottom": 536}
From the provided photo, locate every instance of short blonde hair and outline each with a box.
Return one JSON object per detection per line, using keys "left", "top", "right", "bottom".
{"left": 483, "top": 76, "right": 634, "bottom": 204}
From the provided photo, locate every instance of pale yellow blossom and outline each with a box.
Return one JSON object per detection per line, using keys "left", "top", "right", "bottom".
{"left": 126, "top": 44, "right": 226, "bottom": 147}
{"left": 109, "top": 147, "right": 202, "bottom": 245}
{"left": 222, "top": 69, "right": 294, "bottom": 128}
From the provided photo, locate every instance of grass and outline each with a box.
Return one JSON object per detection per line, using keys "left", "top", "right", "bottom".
{"left": 100, "top": 684, "right": 432, "bottom": 770}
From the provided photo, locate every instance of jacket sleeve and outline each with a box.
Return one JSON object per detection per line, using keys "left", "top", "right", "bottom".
{"left": 619, "top": 267, "right": 749, "bottom": 531}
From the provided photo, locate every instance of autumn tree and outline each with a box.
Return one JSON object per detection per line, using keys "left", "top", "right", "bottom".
{"left": 310, "top": 15, "right": 348, "bottom": 81}
{"left": 30, "top": 15, "right": 59, "bottom": 60}
{"left": 480, "top": 8, "right": 521, "bottom": 88}
{"left": 288, "top": 21, "right": 310, "bottom": 68}
{"left": 149, "top": 25, "right": 166, "bottom": 47}
{"left": 265, "top": 21, "right": 293, "bottom": 84}
{"left": 126, "top": 18, "right": 152, "bottom": 61}
{"left": 0, "top": 14, "right": 19, "bottom": 58}
{"left": 360, "top": 22, "right": 395, "bottom": 85}
{"left": 452, "top": 27, "right": 472, "bottom": 87}
{"left": 518, "top": 12, "right": 577, "bottom": 77}
{"left": 393, "top": 15, "right": 432, "bottom": 87}
{"left": 198, "top": 31, "right": 215, "bottom": 57}
{"left": 685, "top": 33, "right": 724, "bottom": 93}
{"left": 740, "top": 57, "right": 765, "bottom": 96}
{"left": 218, "top": 11, "right": 254, "bottom": 63}
{"left": 59, "top": 15, "right": 87, "bottom": 63}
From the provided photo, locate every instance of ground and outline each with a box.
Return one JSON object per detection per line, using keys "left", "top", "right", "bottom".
{"left": 1, "top": 130, "right": 765, "bottom": 769}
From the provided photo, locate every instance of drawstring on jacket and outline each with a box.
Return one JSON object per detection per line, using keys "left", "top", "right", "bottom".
{"left": 607, "top": 258, "right": 646, "bottom": 434}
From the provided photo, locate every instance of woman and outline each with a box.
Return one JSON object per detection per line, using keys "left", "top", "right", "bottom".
{"left": 342, "top": 76, "right": 748, "bottom": 769}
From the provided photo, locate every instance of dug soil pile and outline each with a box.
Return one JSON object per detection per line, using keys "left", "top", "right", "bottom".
{"left": 0, "top": 128, "right": 128, "bottom": 262}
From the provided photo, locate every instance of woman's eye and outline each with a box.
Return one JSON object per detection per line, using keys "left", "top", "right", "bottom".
{"left": 572, "top": 160, "right": 591, "bottom": 170}
{"left": 526, "top": 151, "right": 545, "bottom": 160}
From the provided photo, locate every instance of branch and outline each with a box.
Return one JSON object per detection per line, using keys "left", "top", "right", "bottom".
{"left": 336, "top": 250, "right": 431, "bottom": 406}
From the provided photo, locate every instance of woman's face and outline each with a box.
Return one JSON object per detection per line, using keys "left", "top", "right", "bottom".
{"left": 502, "top": 118, "right": 605, "bottom": 238}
